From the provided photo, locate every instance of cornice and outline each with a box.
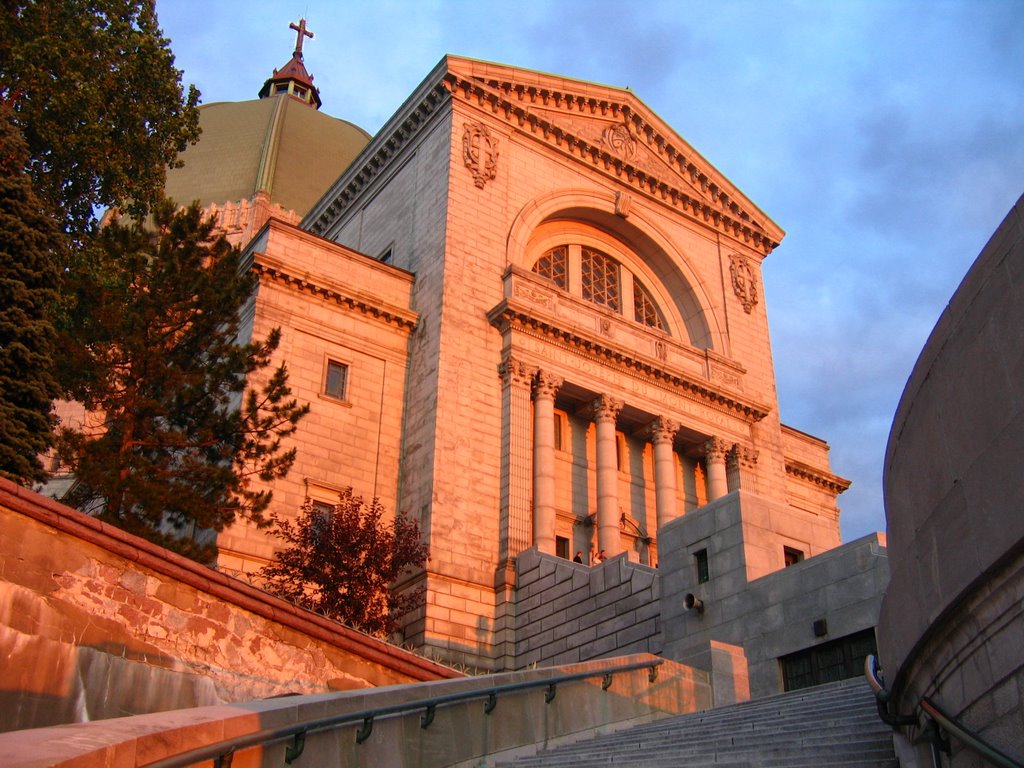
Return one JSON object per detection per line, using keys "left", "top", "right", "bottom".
{"left": 784, "top": 459, "right": 852, "bottom": 495}
{"left": 442, "top": 71, "right": 782, "bottom": 255}
{"left": 307, "top": 82, "right": 450, "bottom": 237}
{"left": 487, "top": 299, "right": 769, "bottom": 423}
{"left": 252, "top": 256, "right": 418, "bottom": 332}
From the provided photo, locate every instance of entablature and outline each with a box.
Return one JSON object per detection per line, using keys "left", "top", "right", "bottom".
{"left": 253, "top": 254, "right": 418, "bottom": 332}
{"left": 488, "top": 272, "right": 768, "bottom": 424}
{"left": 784, "top": 459, "right": 852, "bottom": 496}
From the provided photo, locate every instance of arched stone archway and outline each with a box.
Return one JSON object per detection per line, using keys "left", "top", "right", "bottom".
{"left": 506, "top": 189, "right": 722, "bottom": 350}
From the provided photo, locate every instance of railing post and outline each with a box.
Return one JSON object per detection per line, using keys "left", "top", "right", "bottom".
{"left": 284, "top": 732, "right": 305, "bottom": 764}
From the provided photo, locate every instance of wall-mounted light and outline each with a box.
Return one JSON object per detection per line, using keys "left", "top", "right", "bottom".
{"left": 684, "top": 593, "right": 704, "bottom": 614}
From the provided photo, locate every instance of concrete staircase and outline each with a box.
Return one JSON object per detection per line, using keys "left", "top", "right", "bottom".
{"left": 497, "top": 678, "right": 896, "bottom": 767}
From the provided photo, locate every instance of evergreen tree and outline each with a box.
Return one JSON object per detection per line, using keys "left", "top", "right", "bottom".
{"left": 0, "top": 0, "right": 200, "bottom": 237}
{"left": 0, "top": 106, "right": 59, "bottom": 483}
{"left": 56, "top": 201, "right": 308, "bottom": 561}
{"left": 260, "top": 490, "right": 428, "bottom": 638}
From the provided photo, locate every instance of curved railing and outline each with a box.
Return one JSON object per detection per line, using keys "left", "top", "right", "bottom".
{"left": 865, "top": 655, "right": 1023, "bottom": 768}
{"left": 146, "top": 658, "right": 664, "bottom": 768}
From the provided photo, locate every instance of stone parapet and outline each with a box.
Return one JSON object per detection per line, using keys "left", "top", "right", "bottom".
{"left": 0, "top": 654, "right": 710, "bottom": 768}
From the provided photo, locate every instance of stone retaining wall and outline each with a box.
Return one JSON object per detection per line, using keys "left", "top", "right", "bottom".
{"left": 515, "top": 549, "right": 661, "bottom": 667}
{"left": 0, "top": 479, "right": 459, "bottom": 733}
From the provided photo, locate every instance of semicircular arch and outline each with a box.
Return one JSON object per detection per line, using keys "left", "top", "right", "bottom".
{"left": 506, "top": 189, "right": 723, "bottom": 350}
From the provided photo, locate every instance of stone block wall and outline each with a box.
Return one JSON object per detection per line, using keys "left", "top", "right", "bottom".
{"left": 659, "top": 490, "right": 888, "bottom": 697}
{"left": 515, "top": 549, "right": 661, "bottom": 668}
{"left": 0, "top": 480, "right": 459, "bottom": 733}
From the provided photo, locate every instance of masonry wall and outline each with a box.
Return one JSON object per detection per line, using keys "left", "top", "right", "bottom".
{"left": 515, "top": 549, "right": 661, "bottom": 668}
{"left": 880, "top": 193, "right": 1024, "bottom": 767}
{"left": 659, "top": 490, "right": 888, "bottom": 697}
{"left": 0, "top": 480, "right": 458, "bottom": 733}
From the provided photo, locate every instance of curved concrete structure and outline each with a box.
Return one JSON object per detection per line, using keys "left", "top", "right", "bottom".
{"left": 879, "top": 194, "right": 1024, "bottom": 765}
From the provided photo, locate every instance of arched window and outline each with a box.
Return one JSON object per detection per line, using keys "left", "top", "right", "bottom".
{"left": 633, "top": 279, "right": 664, "bottom": 331}
{"left": 533, "top": 245, "right": 567, "bottom": 288}
{"left": 532, "top": 243, "right": 666, "bottom": 332}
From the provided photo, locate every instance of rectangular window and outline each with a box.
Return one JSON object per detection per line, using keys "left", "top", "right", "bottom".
{"left": 695, "top": 549, "right": 710, "bottom": 583}
{"left": 324, "top": 360, "right": 349, "bottom": 401}
{"left": 310, "top": 500, "right": 334, "bottom": 544}
{"left": 784, "top": 546, "right": 805, "bottom": 567}
{"left": 556, "top": 536, "right": 570, "bottom": 560}
{"left": 553, "top": 411, "right": 567, "bottom": 451}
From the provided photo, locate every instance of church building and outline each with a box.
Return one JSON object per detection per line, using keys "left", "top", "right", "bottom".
{"left": 164, "top": 22, "right": 885, "bottom": 687}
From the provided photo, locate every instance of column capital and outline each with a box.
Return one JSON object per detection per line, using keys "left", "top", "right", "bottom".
{"left": 728, "top": 443, "right": 759, "bottom": 469}
{"left": 704, "top": 436, "right": 731, "bottom": 462}
{"left": 589, "top": 395, "right": 624, "bottom": 423}
{"left": 498, "top": 355, "right": 536, "bottom": 387}
{"left": 531, "top": 369, "right": 564, "bottom": 400}
{"left": 646, "top": 417, "right": 680, "bottom": 445}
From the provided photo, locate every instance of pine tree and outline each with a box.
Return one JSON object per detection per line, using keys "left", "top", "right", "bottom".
{"left": 260, "top": 489, "right": 428, "bottom": 638}
{"left": 55, "top": 202, "right": 308, "bottom": 561}
{"left": 0, "top": 0, "right": 200, "bottom": 238}
{"left": 0, "top": 107, "right": 60, "bottom": 483}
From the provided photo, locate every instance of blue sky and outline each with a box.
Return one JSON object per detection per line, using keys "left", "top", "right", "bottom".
{"left": 157, "top": 0, "right": 1024, "bottom": 542}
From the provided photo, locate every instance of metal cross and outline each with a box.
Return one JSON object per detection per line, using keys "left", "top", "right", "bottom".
{"left": 289, "top": 18, "right": 313, "bottom": 56}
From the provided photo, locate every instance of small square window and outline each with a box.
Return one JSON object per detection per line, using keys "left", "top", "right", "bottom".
{"left": 324, "top": 360, "right": 349, "bottom": 401}
{"left": 784, "top": 546, "right": 804, "bottom": 567}
{"left": 695, "top": 549, "right": 710, "bottom": 583}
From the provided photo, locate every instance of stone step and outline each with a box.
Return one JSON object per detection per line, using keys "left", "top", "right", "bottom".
{"left": 535, "top": 730, "right": 892, "bottom": 758}
{"left": 497, "top": 679, "right": 895, "bottom": 768}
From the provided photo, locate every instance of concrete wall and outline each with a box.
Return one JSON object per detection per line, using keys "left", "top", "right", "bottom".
{"left": 659, "top": 490, "right": 888, "bottom": 697}
{"left": 515, "top": 550, "right": 661, "bottom": 668}
{"left": 0, "top": 654, "right": 710, "bottom": 768}
{"left": 0, "top": 480, "right": 459, "bottom": 733}
{"left": 880, "top": 194, "right": 1024, "bottom": 766}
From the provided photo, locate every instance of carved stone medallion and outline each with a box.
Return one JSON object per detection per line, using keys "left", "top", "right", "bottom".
{"left": 463, "top": 122, "right": 499, "bottom": 188}
{"left": 728, "top": 253, "right": 759, "bottom": 314}
{"left": 601, "top": 124, "right": 637, "bottom": 159}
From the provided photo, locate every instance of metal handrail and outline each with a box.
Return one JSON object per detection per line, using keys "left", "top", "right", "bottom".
{"left": 144, "top": 658, "right": 663, "bottom": 768}
{"left": 866, "top": 655, "right": 1023, "bottom": 768}
{"left": 920, "top": 697, "right": 1023, "bottom": 768}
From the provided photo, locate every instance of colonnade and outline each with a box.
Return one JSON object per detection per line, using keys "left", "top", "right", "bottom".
{"left": 518, "top": 363, "right": 757, "bottom": 559}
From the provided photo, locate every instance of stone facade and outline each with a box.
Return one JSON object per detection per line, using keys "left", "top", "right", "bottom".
{"left": 291, "top": 56, "right": 853, "bottom": 670}
{"left": 72, "top": 45, "right": 873, "bottom": 684}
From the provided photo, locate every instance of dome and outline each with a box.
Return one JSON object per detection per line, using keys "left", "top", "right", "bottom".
{"left": 163, "top": 17, "right": 370, "bottom": 221}
{"left": 164, "top": 96, "right": 370, "bottom": 217}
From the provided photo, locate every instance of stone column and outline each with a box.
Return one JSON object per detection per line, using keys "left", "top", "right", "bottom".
{"left": 498, "top": 356, "right": 536, "bottom": 565}
{"left": 648, "top": 417, "right": 681, "bottom": 531}
{"left": 592, "top": 395, "right": 624, "bottom": 555}
{"left": 532, "top": 370, "right": 563, "bottom": 555}
{"left": 727, "top": 444, "right": 759, "bottom": 493}
{"left": 704, "top": 437, "right": 731, "bottom": 501}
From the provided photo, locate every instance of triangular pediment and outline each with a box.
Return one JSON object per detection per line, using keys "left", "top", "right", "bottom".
{"left": 443, "top": 56, "right": 784, "bottom": 254}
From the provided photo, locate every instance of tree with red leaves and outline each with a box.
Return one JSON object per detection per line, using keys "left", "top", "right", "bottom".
{"left": 260, "top": 488, "right": 428, "bottom": 638}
